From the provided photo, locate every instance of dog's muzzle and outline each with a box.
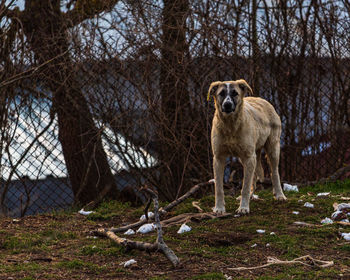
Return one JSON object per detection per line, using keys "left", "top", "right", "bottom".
{"left": 222, "top": 96, "right": 235, "bottom": 113}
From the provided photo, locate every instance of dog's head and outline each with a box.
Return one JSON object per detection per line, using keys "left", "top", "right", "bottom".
{"left": 207, "top": 79, "right": 253, "bottom": 115}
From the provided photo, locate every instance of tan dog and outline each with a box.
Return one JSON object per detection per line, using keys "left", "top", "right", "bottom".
{"left": 208, "top": 79, "right": 287, "bottom": 214}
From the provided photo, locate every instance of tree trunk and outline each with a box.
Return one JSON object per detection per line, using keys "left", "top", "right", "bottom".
{"left": 21, "top": 0, "right": 121, "bottom": 205}
{"left": 159, "top": 0, "right": 190, "bottom": 200}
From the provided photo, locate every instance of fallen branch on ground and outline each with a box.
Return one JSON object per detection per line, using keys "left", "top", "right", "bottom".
{"left": 192, "top": 201, "right": 203, "bottom": 212}
{"left": 228, "top": 255, "right": 334, "bottom": 271}
{"left": 95, "top": 187, "right": 180, "bottom": 267}
{"left": 105, "top": 181, "right": 213, "bottom": 233}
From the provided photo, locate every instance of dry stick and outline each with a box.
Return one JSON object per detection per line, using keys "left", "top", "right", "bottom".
{"left": 228, "top": 255, "right": 334, "bottom": 271}
{"left": 161, "top": 181, "right": 213, "bottom": 213}
{"left": 192, "top": 201, "right": 203, "bottom": 212}
{"left": 96, "top": 188, "right": 180, "bottom": 267}
{"left": 108, "top": 180, "right": 213, "bottom": 233}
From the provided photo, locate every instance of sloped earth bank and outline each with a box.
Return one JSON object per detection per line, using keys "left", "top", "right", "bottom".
{"left": 0, "top": 181, "right": 350, "bottom": 279}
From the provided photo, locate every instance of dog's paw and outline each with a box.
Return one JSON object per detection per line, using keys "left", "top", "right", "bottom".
{"left": 274, "top": 194, "right": 287, "bottom": 201}
{"left": 236, "top": 206, "right": 250, "bottom": 215}
{"left": 212, "top": 206, "right": 226, "bottom": 214}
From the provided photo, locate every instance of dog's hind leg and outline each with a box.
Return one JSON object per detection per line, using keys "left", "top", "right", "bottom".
{"left": 265, "top": 139, "right": 287, "bottom": 201}
{"left": 251, "top": 149, "right": 263, "bottom": 197}
{"left": 213, "top": 156, "right": 226, "bottom": 214}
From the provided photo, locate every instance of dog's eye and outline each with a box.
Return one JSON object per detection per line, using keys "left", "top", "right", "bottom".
{"left": 231, "top": 91, "right": 238, "bottom": 97}
{"left": 219, "top": 90, "right": 226, "bottom": 97}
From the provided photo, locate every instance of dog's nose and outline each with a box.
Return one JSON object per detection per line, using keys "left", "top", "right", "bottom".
{"left": 223, "top": 102, "right": 233, "bottom": 112}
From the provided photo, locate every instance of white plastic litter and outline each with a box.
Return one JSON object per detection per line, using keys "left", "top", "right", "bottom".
{"left": 266, "top": 243, "right": 270, "bottom": 247}
{"left": 331, "top": 210, "right": 345, "bottom": 220}
{"left": 177, "top": 223, "right": 192, "bottom": 234}
{"left": 120, "top": 259, "right": 137, "bottom": 267}
{"left": 292, "top": 211, "right": 299, "bottom": 215}
{"left": 136, "top": 223, "right": 155, "bottom": 234}
{"left": 321, "top": 217, "right": 333, "bottom": 224}
{"left": 270, "top": 232, "right": 276, "bottom": 235}
{"left": 304, "top": 202, "right": 314, "bottom": 208}
{"left": 78, "top": 209, "right": 94, "bottom": 215}
{"left": 337, "top": 203, "right": 350, "bottom": 211}
{"left": 283, "top": 183, "right": 299, "bottom": 192}
{"left": 252, "top": 194, "right": 259, "bottom": 200}
{"left": 208, "top": 179, "right": 215, "bottom": 183}
{"left": 317, "top": 192, "right": 330, "bottom": 197}
{"left": 139, "top": 212, "right": 154, "bottom": 220}
{"left": 251, "top": 243, "right": 257, "bottom": 248}
{"left": 341, "top": 233, "right": 350, "bottom": 241}
{"left": 256, "top": 229, "right": 265, "bottom": 234}
{"left": 123, "top": 229, "right": 135, "bottom": 235}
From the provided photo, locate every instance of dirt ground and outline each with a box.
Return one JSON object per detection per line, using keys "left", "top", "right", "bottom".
{"left": 0, "top": 181, "right": 350, "bottom": 280}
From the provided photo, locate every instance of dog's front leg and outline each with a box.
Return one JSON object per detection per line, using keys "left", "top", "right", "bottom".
{"left": 237, "top": 155, "right": 256, "bottom": 214}
{"left": 213, "top": 156, "right": 226, "bottom": 214}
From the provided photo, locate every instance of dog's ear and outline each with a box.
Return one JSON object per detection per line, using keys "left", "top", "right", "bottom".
{"left": 207, "top": 81, "right": 223, "bottom": 101}
{"left": 236, "top": 79, "right": 253, "bottom": 96}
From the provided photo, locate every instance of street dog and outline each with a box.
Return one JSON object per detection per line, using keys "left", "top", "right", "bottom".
{"left": 208, "top": 79, "right": 287, "bottom": 214}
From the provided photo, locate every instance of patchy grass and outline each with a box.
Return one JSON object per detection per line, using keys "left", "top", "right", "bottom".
{"left": 0, "top": 180, "right": 349, "bottom": 279}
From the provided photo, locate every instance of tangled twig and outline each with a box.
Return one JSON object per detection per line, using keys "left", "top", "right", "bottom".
{"left": 228, "top": 255, "right": 334, "bottom": 271}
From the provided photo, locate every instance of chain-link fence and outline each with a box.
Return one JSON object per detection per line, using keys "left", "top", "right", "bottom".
{"left": 1, "top": 0, "right": 349, "bottom": 217}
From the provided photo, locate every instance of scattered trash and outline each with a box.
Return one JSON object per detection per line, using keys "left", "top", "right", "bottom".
{"left": 266, "top": 243, "right": 270, "bottom": 247}
{"left": 321, "top": 218, "right": 333, "bottom": 224}
{"left": 251, "top": 243, "right": 257, "bottom": 248}
{"left": 234, "top": 214, "right": 240, "bottom": 218}
{"left": 252, "top": 194, "right": 259, "bottom": 200}
{"left": 317, "top": 192, "right": 330, "bottom": 197}
{"left": 86, "top": 236, "right": 98, "bottom": 239}
{"left": 270, "top": 232, "right": 276, "bottom": 235}
{"left": 337, "top": 203, "right": 350, "bottom": 211}
{"left": 78, "top": 209, "right": 94, "bottom": 215}
{"left": 139, "top": 212, "right": 154, "bottom": 220}
{"left": 341, "top": 219, "right": 350, "bottom": 223}
{"left": 341, "top": 233, "right": 350, "bottom": 241}
{"left": 136, "top": 223, "right": 155, "bottom": 234}
{"left": 124, "top": 229, "right": 135, "bottom": 235}
{"left": 283, "top": 183, "right": 299, "bottom": 192}
{"left": 120, "top": 259, "right": 137, "bottom": 267}
{"left": 292, "top": 211, "right": 299, "bottom": 215}
{"left": 298, "top": 199, "right": 303, "bottom": 202}
{"left": 177, "top": 223, "right": 192, "bottom": 234}
{"left": 256, "top": 229, "right": 265, "bottom": 234}
{"left": 331, "top": 210, "right": 347, "bottom": 221}
{"left": 208, "top": 179, "right": 215, "bottom": 183}
{"left": 304, "top": 202, "right": 314, "bottom": 208}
